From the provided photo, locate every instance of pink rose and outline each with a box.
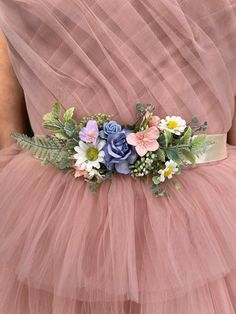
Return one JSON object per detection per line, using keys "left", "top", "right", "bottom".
{"left": 149, "top": 115, "right": 160, "bottom": 127}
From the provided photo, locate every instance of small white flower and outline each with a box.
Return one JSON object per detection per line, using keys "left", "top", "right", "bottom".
{"left": 73, "top": 140, "right": 105, "bottom": 172}
{"left": 85, "top": 168, "right": 104, "bottom": 180}
{"left": 158, "top": 160, "right": 179, "bottom": 182}
{"left": 158, "top": 116, "right": 186, "bottom": 135}
{"left": 74, "top": 162, "right": 88, "bottom": 178}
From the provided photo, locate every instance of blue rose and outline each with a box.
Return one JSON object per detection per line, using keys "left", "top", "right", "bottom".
{"left": 100, "top": 120, "right": 122, "bottom": 139}
{"left": 103, "top": 130, "right": 138, "bottom": 174}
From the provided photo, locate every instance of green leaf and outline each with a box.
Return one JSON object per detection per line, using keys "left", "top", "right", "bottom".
{"left": 55, "top": 132, "right": 69, "bottom": 140}
{"left": 164, "top": 131, "right": 173, "bottom": 147}
{"left": 180, "top": 148, "right": 196, "bottom": 164}
{"left": 155, "top": 148, "right": 166, "bottom": 162}
{"left": 158, "top": 134, "right": 166, "bottom": 147}
{"left": 151, "top": 183, "right": 160, "bottom": 193}
{"left": 191, "top": 135, "right": 206, "bottom": 147}
{"left": 136, "top": 103, "right": 145, "bottom": 112}
{"left": 43, "top": 120, "right": 63, "bottom": 131}
{"left": 64, "top": 120, "right": 78, "bottom": 137}
{"left": 43, "top": 102, "right": 62, "bottom": 121}
{"left": 52, "top": 102, "right": 61, "bottom": 117}
{"left": 166, "top": 149, "right": 181, "bottom": 164}
{"left": 174, "top": 182, "right": 181, "bottom": 190}
{"left": 191, "top": 117, "right": 199, "bottom": 123}
{"left": 179, "top": 126, "right": 192, "bottom": 144}
{"left": 63, "top": 107, "right": 75, "bottom": 122}
{"left": 43, "top": 112, "right": 56, "bottom": 122}
{"left": 152, "top": 176, "right": 160, "bottom": 185}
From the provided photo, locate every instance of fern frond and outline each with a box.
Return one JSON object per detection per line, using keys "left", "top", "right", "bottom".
{"left": 11, "top": 133, "right": 73, "bottom": 170}
{"left": 191, "top": 139, "right": 215, "bottom": 157}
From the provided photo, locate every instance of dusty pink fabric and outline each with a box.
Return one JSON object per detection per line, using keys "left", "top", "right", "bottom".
{"left": 0, "top": 0, "right": 236, "bottom": 313}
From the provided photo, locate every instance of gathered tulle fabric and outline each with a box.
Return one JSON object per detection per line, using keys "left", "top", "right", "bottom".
{"left": 0, "top": 0, "right": 236, "bottom": 313}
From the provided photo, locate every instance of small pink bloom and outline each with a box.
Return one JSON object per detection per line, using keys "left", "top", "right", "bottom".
{"left": 127, "top": 126, "right": 160, "bottom": 157}
{"left": 149, "top": 115, "right": 160, "bottom": 127}
{"left": 74, "top": 162, "right": 88, "bottom": 178}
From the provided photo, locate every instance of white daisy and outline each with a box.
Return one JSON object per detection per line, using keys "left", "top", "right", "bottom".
{"left": 73, "top": 140, "right": 105, "bottom": 172}
{"left": 158, "top": 160, "right": 179, "bottom": 182}
{"left": 158, "top": 115, "right": 186, "bottom": 135}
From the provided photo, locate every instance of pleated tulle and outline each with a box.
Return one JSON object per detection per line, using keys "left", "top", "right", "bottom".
{"left": 0, "top": 144, "right": 236, "bottom": 313}
{"left": 1, "top": 0, "right": 236, "bottom": 313}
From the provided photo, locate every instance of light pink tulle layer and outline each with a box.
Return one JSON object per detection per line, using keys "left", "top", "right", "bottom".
{"left": 0, "top": 144, "right": 236, "bottom": 313}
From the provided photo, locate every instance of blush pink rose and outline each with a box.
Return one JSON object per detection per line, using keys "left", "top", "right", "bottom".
{"left": 126, "top": 126, "right": 160, "bottom": 157}
{"left": 149, "top": 115, "right": 160, "bottom": 127}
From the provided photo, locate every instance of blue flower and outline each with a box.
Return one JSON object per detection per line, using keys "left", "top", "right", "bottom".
{"left": 103, "top": 130, "right": 138, "bottom": 174}
{"left": 100, "top": 120, "right": 122, "bottom": 139}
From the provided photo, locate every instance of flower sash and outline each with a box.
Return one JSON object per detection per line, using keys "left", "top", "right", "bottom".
{"left": 12, "top": 103, "right": 217, "bottom": 197}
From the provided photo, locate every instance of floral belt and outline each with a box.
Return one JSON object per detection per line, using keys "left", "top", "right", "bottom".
{"left": 11, "top": 103, "right": 227, "bottom": 197}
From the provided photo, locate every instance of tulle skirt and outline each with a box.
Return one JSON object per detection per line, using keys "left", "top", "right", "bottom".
{"left": 0, "top": 143, "right": 236, "bottom": 313}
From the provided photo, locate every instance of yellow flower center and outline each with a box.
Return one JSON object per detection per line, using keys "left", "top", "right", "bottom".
{"left": 164, "top": 166, "right": 173, "bottom": 177}
{"left": 167, "top": 120, "right": 178, "bottom": 129}
{"left": 86, "top": 147, "right": 99, "bottom": 161}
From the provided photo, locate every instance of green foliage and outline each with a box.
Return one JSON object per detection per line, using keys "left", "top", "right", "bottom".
{"left": 166, "top": 148, "right": 182, "bottom": 164}
{"left": 42, "top": 102, "right": 79, "bottom": 140}
{"left": 191, "top": 135, "right": 206, "bottom": 147}
{"left": 11, "top": 133, "right": 73, "bottom": 170}
{"left": 64, "top": 107, "right": 75, "bottom": 122}
{"left": 43, "top": 102, "right": 61, "bottom": 121}
{"left": 164, "top": 131, "right": 173, "bottom": 148}
{"left": 179, "top": 148, "right": 196, "bottom": 164}
{"left": 155, "top": 148, "right": 166, "bottom": 162}
{"left": 179, "top": 126, "right": 192, "bottom": 144}
{"left": 191, "top": 139, "right": 215, "bottom": 157}
{"left": 152, "top": 176, "right": 160, "bottom": 185}
{"left": 174, "top": 182, "right": 181, "bottom": 190}
{"left": 136, "top": 103, "right": 145, "bottom": 112}
{"left": 191, "top": 117, "right": 199, "bottom": 124}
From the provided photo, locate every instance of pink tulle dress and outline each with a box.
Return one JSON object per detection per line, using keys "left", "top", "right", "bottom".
{"left": 0, "top": 1, "right": 236, "bottom": 313}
